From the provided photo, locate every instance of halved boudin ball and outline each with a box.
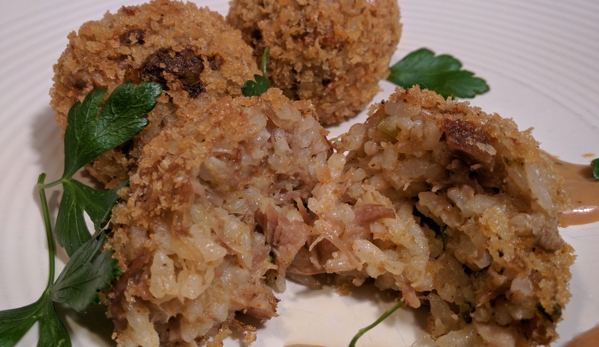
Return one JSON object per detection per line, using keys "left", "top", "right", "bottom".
{"left": 105, "top": 88, "right": 332, "bottom": 346}
{"left": 290, "top": 86, "right": 574, "bottom": 346}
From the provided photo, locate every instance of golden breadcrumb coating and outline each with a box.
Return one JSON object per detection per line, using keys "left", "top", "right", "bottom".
{"left": 227, "top": 0, "right": 402, "bottom": 124}
{"left": 50, "top": 0, "right": 260, "bottom": 188}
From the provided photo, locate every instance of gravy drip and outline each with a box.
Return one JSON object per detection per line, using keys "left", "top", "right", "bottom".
{"left": 548, "top": 154, "right": 599, "bottom": 225}
{"left": 564, "top": 325, "right": 599, "bottom": 347}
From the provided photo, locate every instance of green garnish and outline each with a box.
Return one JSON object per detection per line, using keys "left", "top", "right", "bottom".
{"left": 388, "top": 48, "right": 490, "bottom": 99}
{"left": 50, "top": 231, "right": 123, "bottom": 312}
{"left": 591, "top": 158, "right": 599, "bottom": 179}
{"left": 43, "top": 82, "right": 160, "bottom": 256}
{"left": 441, "top": 225, "right": 448, "bottom": 251}
{"left": 242, "top": 48, "right": 271, "bottom": 97}
{"left": 0, "top": 81, "right": 162, "bottom": 347}
{"left": 348, "top": 301, "right": 404, "bottom": 347}
{"left": 55, "top": 180, "right": 127, "bottom": 256}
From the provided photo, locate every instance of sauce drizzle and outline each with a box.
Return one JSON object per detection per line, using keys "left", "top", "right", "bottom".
{"left": 563, "top": 325, "right": 599, "bottom": 347}
{"left": 547, "top": 154, "right": 599, "bottom": 225}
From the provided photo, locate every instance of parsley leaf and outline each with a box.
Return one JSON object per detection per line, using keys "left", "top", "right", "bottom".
{"left": 388, "top": 48, "right": 489, "bottom": 99}
{"left": 54, "top": 180, "right": 126, "bottom": 256}
{"left": 37, "top": 300, "right": 71, "bottom": 347}
{"left": 0, "top": 82, "right": 161, "bottom": 347}
{"left": 0, "top": 295, "right": 72, "bottom": 347}
{"left": 440, "top": 225, "right": 448, "bottom": 251}
{"left": 51, "top": 232, "right": 122, "bottom": 312}
{"left": 46, "top": 81, "right": 161, "bottom": 255}
{"left": 0, "top": 301, "right": 42, "bottom": 347}
{"left": 591, "top": 158, "right": 599, "bottom": 179}
{"left": 62, "top": 81, "right": 161, "bottom": 179}
{"left": 242, "top": 48, "right": 271, "bottom": 97}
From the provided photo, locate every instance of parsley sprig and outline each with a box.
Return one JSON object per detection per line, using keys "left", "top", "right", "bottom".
{"left": 348, "top": 301, "right": 404, "bottom": 347}
{"left": 388, "top": 48, "right": 489, "bottom": 99}
{"left": 242, "top": 48, "right": 271, "bottom": 97}
{"left": 0, "top": 81, "right": 162, "bottom": 347}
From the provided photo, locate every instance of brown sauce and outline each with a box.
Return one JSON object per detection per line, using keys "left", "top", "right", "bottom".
{"left": 547, "top": 154, "right": 599, "bottom": 225}
{"left": 564, "top": 325, "right": 599, "bottom": 347}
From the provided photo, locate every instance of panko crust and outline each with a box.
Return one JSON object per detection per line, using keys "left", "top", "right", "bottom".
{"left": 227, "top": 0, "right": 402, "bottom": 124}
{"left": 50, "top": 0, "right": 260, "bottom": 188}
{"left": 297, "top": 86, "right": 574, "bottom": 346}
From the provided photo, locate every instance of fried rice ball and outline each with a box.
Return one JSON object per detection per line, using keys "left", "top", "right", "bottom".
{"left": 287, "top": 86, "right": 574, "bottom": 346}
{"left": 105, "top": 88, "right": 331, "bottom": 346}
{"left": 226, "top": 0, "right": 402, "bottom": 124}
{"left": 50, "top": 0, "right": 260, "bottom": 188}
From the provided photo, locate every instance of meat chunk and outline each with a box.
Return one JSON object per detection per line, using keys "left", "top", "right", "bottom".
{"left": 141, "top": 47, "right": 205, "bottom": 97}
{"left": 118, "top": 28, "right": 145, "bottom": 45}
{"left": 440, "top": 118, "right": 495, "bottom": 164}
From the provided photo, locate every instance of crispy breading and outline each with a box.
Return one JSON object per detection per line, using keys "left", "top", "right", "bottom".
{"left": 227, "top": 0, "right": 402, "bottom": 124}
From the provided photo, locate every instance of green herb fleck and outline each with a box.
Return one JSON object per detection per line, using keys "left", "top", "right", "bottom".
{"left": 388, "top": 48, "right": 489, "bottom": 99}
{"left": 242, "top": 48, "right": 271, "bottom": 97}
{"left": 348, "top": 301, "right": 403, "bottom": 347}
{"left": 503, "top": 156, "right": 524, "bottom": 167}
{"left": 377, "top": 117, "right": 400, "bottom": 138}
{"left": 537, "top": 303, "right": 562, "bottom": 323}
{"left": 591, "top": 158, "right": 599, "bottom": 179}
{"left": 0, "top": 81, "right": 161, "bottom": 347}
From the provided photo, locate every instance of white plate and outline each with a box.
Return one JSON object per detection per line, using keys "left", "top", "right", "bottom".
{"left": 1, "top": 0, "right": 598, "bottom": 346}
